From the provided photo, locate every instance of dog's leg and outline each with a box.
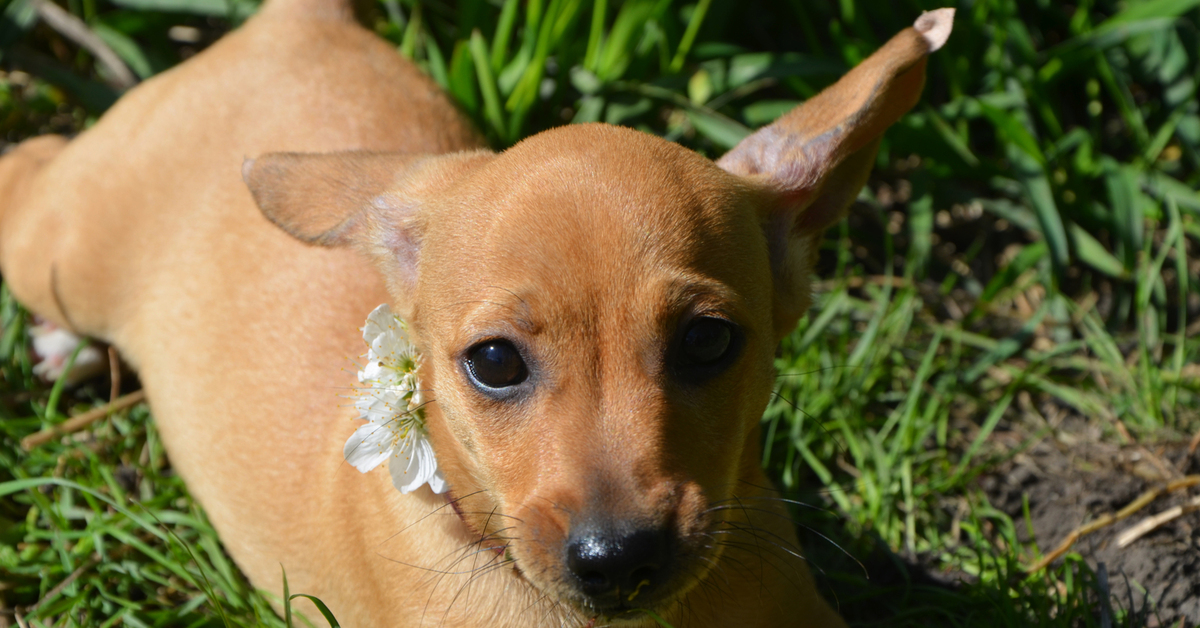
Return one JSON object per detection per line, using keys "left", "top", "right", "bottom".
{"left": 0, "top": 135, "right": 74, "bottom": 328}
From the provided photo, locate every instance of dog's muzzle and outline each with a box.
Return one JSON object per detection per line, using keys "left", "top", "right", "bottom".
{"left": 565, "top": 524, "right": 674, "bottom": 612}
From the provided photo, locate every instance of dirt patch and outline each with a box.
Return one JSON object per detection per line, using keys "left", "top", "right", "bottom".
{"left": 982, "top": 425, "right": 1200, "bottom": 625}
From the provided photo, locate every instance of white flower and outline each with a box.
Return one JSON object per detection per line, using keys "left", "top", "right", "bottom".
{"left": 343, "top": 304, "right": 447, "bottom": 495}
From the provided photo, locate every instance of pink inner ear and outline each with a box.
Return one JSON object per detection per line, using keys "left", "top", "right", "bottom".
{"left": 368, "top": 191, "right": 423, "bottom": 292}
{"left": 715, "top": 124, "right": 832, "bottom": 194}
{"left": 717, "top": 8, "right": 953, "bottom": 200}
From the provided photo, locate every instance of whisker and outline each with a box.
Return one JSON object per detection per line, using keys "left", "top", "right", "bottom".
{"left": 442, "top": 557, "right": 517, "bottom": 625}
{"left": 377, "top": 489, "right": 488, "bottom": 548}
{"left": 424, "top": 527, "right": 518, "bottom": 576}
{"left": 774, "top": 364, "right": 861, "bottom": 378}
{"left": 788, "top": 524, "right": 864, "bottom": 576}
{"left": 703, "top": 503, "right": 813, "bottom": 526}
{"left": 520, "top": 591, "right": 554, "bottom": 618}
{"left": 707, "top": 526, "right": 806, "bottom": 564}
{"left": 764, "top": 389, "right": 849, "bottom": 460}
{"left": 460, "top": 507, "right": 506, "bottom": 609}
{"left": 713, "top": 539, "right": 801, "bottom": 618}
{"left": 452, "top": 510, "right": 527, "bottom": 524}
{"left": 713, "top": 537, "right": 806, "bottom": 591}
{"left": 420, "top": 532, "right": 516, "bottom": 625}
{"left": 721, "top": 482, "right": 835, "bottom": 513}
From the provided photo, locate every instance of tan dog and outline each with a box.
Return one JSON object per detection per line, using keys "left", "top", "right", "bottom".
{"left": 0, "top": 2, "right": 952, "bottom": 626}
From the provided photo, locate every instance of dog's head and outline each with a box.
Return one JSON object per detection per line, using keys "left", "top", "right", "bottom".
{"left": 246, "top": 10, "right": 950, "bottom": 621}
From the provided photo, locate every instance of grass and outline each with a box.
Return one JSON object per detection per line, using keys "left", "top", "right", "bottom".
{"left": 1, "top": 0, "right": 1199, "bottom": 626}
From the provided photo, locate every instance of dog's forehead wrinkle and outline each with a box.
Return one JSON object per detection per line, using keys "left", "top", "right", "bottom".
{"left": 467, "top": 126, "right": 744, "bottom": 237}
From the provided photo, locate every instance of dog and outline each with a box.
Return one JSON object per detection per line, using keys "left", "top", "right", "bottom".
{"left": 0, "top": 1, "right": 952, "bottom": 625}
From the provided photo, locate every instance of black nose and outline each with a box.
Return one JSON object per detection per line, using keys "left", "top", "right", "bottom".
{"left": 566, "top": 527, "right": 670, "bottom": 602}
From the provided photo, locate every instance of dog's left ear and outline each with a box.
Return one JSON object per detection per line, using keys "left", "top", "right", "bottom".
{"left": 718, "top": 8, "right": 953, "bottom": 337}
{"left": 244, "top": 149, "right": 494, "bottom": 318}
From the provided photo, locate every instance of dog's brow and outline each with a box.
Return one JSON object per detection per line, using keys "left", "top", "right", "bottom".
{"left": 664, "top": 275, "right": 742, "bottom": 318}
{"left": 486, "top": 285, "right": 537, "bottom": 332}
{"left": 448, "top": 291, "right": 538, "bottom": 334}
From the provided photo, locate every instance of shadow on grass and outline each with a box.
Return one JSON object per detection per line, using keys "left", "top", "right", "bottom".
{"left": 790, "top": 485, "right": 1164, "bottom": 628}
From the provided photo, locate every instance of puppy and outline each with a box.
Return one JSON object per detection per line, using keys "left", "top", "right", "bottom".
{"left": 0, "top": 1, "right": 952, "bottom": 625}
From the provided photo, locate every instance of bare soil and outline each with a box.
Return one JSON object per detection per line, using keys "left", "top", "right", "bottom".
{"left": 982, "top": 421, "right": 1200, "bottom": 626}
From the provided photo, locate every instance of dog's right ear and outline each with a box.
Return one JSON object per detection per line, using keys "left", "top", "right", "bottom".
{"left": 244, "top": 150, "right": 493, "bottom": 309}
{"left": 718, "top": 8, "right": 953, "bottom": 337}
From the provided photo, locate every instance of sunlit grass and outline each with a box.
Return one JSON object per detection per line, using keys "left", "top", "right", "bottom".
{"left": 1, "top": 0, "right": 1197, "bottom": 626}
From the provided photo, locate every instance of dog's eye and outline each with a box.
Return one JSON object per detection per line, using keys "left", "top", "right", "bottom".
{"left": 467, "top": 341, "right": 528, "bottom": 388}
{"left": 677, "top": 317, "right": 735, "bottom": 369}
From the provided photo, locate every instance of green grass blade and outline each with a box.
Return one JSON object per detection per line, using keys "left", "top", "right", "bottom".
{"left": 907, "top": 174, "right": 933, "bottom": 276}
{"left": 290, "top": 594, "right": 341, "bottom": 628}
{"left": 489, "top": 0, "right": 520, "bottom": 72}
{"left": 847, "top": 285, "right": 892, "bottom": 369}
{"left": 924, "top": 103, "right": 980, "bottom": 167}
{"left": 106, "top": 0, "right": 255, "bottom": 18}
{"left": 979, "top": 100, "right": 1046, "bottom": 168}
{"left": 974, "top": 242, "right": 1047, "bottom": 316}
{"left": 44, "top": 340, "right": 86, "bottom": 420}
{"left": 1104, "top": 160, "right": 1145, "bottom": 271}
{"left": 797, "top": 289, "right": 849, "bottom": 352}
{"left": 633, "top": 608, "right": 675, "bottom": 627}
{"left": 469, "top": 29, "right": 506, "bottom": 138}
{"left": 583, "top": 0, "right": 607, "bottom": 71}
{"left": 448, "top": 41, "right": 480, "bottom": 115}
{"left": 0, "top": 0, "right": 39, "bottom": 49}
{"left": 963, "top": 306, "right": 1048, "bottom": 385}
{"left": 1144, "top": 105, "right": 1190, "bottom": 163}
{"left": 90, "top": 22, "right": 152, "bottom": 79}
{"left": 398, "top": 3, "right": 421, "bottom": 60}
{"left": 422, "top": 36, "right": 449, "bottom": 90}
{"left": 882, "top": 327, "right": 942, "bottom": 458}
{"left": 5, "top": 47, "right": 119, "bottom": 112}
{"left": 1068, "top": 224, "right": 1128, "bottom": 279}
{"left": 1104, "top": 0, "right": 1200, "bottom": 25}
{"left": 1166, "top": 198, "right": 1189, "bottom": 416}
{"left": 282, "top": 565, "right": 292, "bottom": 627}
{"left": 950, "top": 387, "right": 1016, "bottom": 485}
{"left": 668, "top": 0, "right": 712, "bottom": 73}
{"left": 1017, "top": 159, "right": 1070, "bottom": 279}
{"left": 686, "top": 109, "right": 750, "bottom": 149}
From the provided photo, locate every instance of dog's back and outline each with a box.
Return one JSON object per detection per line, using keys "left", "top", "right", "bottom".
{"left": 0, "top": 1, "right": 498, "bottom": 623}
{"left": 0, "top": 0, "right": 479, "bottom": 339}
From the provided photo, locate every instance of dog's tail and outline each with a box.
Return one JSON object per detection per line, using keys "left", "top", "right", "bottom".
{"left": 0, "top": 136, "right": 67, "bottom": 249}
{"left": 0, "top": 135, "right": 73, "bottom": 329}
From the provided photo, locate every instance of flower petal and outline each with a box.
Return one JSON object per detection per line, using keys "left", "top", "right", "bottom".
{"left": 426, "top": 468, "right": 448, "bottom": 495}
{"left": 350, "top": 303, "right": 446, "bottom": 495}
{"left": 388, "top": 434, "right": 439, "bottom": 494}
{"left": 343, "top": 421, "right": 393, "bottom": 473}
{"left": 358, "top": 359, "right": 390, "bottom": 385}
{"left": 362, "top": 304, "right": 395, "bottom": 346}
{"left": 371, "top": 329, "right": 411, "bottom": 363}
{"left": 355, "top": 387, "right": 406, "bottom": 423}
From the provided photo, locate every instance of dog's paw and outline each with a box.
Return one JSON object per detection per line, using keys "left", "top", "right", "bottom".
{"left": 28, "top": 317, "right": 107, "bottom": 384}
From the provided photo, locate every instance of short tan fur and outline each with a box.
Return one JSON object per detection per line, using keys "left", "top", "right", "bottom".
{"left": 0, "top": 3, "right": 952, "bottom": 626}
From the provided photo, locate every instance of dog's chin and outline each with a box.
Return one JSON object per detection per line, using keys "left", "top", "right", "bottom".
{"left": 566, "top": 594, "right": 677, "bottom": 623}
